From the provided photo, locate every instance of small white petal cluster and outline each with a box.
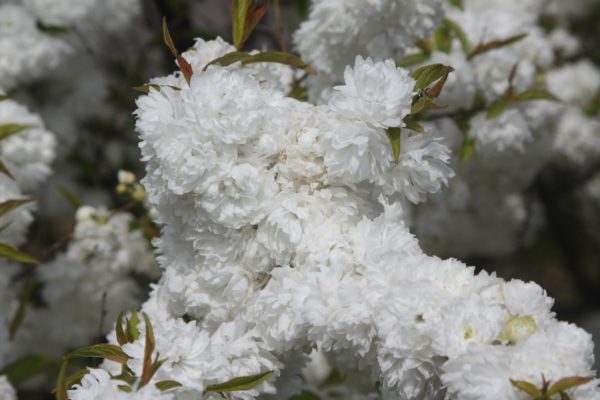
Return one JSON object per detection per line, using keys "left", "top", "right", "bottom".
{"left": 0, "top": 98, "right": 56, "bottom": 191}
{"left": 68, "top": 34, "right": 600, "bottom": 399}
{"left": 293, "top": 0, "right": 444, "bottom": 101}
{"left": 0, "top": 375, "right": 17, "bottom": 400}
{"left": 10, "top": 206, "right": 158, "bottom": 359}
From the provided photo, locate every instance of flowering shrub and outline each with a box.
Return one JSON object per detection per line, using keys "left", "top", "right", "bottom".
{"left": 1, "top": 0, "right": 600, "bottom": 399}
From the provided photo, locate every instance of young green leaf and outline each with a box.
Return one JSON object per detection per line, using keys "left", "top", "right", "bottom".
{"left": 486, "top": 98, "right": 508, "bottom": 119}
{"left": 0, "top": 124, "right": 33, "bottom": 141}
{"left": 0, "top": 95, "right": 9, "bottom": 101}
{"left": 442, "top": 18, "right": 470, "bottom": 54}
{"left": 468, "top": 33, "right": 528, "bottom": 60}
{"left": 55, "top": 360, "right": 69, "bottom": 400}
{"left": 155, "top": 380, "right": 182, "bottom": 391}
{"left": 232, "top": 0, "right": 270, "bottom": 50}
{"left": 386, "top": 127, "right": 402, "bottom": 162}
{"left": 0, "top": 243, "right": 39, "bottom": 265}
{"left": 514, "top": 89, "right": 559, "bottom": 102}
{"left": 205, "top": 370, "right": 273, "bottom": 393}
{"left": 411, "top": 64, "right": 454, "bottom": 93}
{"left": 403, "top": 117, "right": 424, "bottom": 133}
{"left": 0, "top": 198, "right": 35, "bottom": 218}
{"left": 460, "top": 138, "right": 476, "bottom": 164}
{"left": 0, "top": 354, "right": 55, "bottom": 385}
{"left": 0, "top": 161, "right": 13, "bottom": 179}
{"left": 547, "top": 376, "right": 594, "bottom": 396}
{"left": 66, "top": 344, "right": 130, "bottom": 364}
{"left": 57, "top": 186, "right": 82, "bottom": 209}
{"left": 510, "top": 379, "right": 542, "bottom": 398}
{"left": 126, "top": 311, "right": 141, "bottom": 342}
{"left": 115, "top": 312, "right": 128, "bottom": 346}
{"left": 397, "top": 53, "right": 430, "bottom": 68}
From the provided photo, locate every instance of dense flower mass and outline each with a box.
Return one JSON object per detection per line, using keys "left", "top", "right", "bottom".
{"left": 0, "top": 0, "right": 599, "bottom": 399}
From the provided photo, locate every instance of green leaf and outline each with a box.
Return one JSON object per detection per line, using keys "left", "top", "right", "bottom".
{"left": 514, "top": 89, "right": 559, "bottom": 102}
{"left": 412, "top": 64, "right": 455, "bottom": 92}
{"left": 51, "top": 368, "right": 89, "bottom": 394}
{"left": 205, "top": 371, "right": 273, "bottom": 393}
{"left": 547, "top": 377, "right": 594, "bottom": 396}
{"left": 0, "top": 161, "right": 14, "bottom": 179}
{"left": 0, "top": 95, "right": 9, "bottom": 101}
{"left": 0, "top": 198, "right": 35, "bottom": 218}
{"left": 115, "top": 312, "right": 128, "bottom": 346}
{"left": 443, "top": 18, "right": 470, "bottom": 54}
{"left": 126, "top": 311, "right": 141, "bottom": 342}
{"left": 560, "top": 392, "right": 573, "bottom": 400}
{"left": 66, "top": 344, "right": 130, "bottom": 364}
{"left": 460, "top": 138, "right": 476, "bottom": 164}
{"left": 1, "top": 354, "right": 55, "bottom": 385}
{"left": 468, "top": 33, "right": 528, "bottom": 60}
{"left": 55, "top": 359, "right": 68, "bottom": 400}
{"left": 232, "top": 0, "right": 270, "bottom": 50}
{"left": 386, "top": 127, "right": 402, "bottom": 162}
{"left": 289, "top": 391, "right": 322, "bottom": 400}
{"left": 57, "top": 186, "right": 82, "bottom": 209}
{"left": 434, "top": 25, "right": 453, "bottom": 53}
{"left": 0, "top": 243, "right": 39, "bottom": 265}
{"left": 510, "top": 379, "right": 542, "bottom": 398}
{"left": 411, "top": 94, "right": 434, "bottom": 114}
{"left": 0, "top": 124, "right": 33, "bottom": 141}
{"left": 448, "top": 0, "right": 463, "bottom": 9}
{"left": 205, "top": 51, "right": 315, "bottom": 74}
{"left": 397, "top": 53, "right": 430, "bottom": 68}
{"left": 403, "top": 117, "right": 424, "bottom": 133}
{"left": 36, "top": 23, "right": 69, "bottom": 35}
{"left": 155, "top": 380, "right": 182, "bottom": 391}
{"left": 140, "top": 313, "right": 156, "bottom": 387}
{"left": 486, "top": 98, "right": 508, "bottom": 119}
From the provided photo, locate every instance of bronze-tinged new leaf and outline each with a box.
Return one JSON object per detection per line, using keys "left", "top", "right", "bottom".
{"left": 547, "top": 376, "right": 594, "bottom": 396}
{"left": 0, "top": 243, "right": 39, "bottom": 265}
{"left": 1, "top": 354, "right": 55, "bottom": 385}
{"left": 232, "top": 0, "right": 270, "bottom": 50}
{"left": 139, "top": 313, "right": 156, "bottom": 387}
{"left": 115, "top": 312, "right": 128, "bottom": 346}
{"left": 0, "top": 124, "right": 33, "bottom": 141}
{"left": 0, "top": 198, "right": 35, "bottom": 218}
{"left": 510, "top": 379, "right": 542, "bottom": 398}
{"left": 0, "top": 161, "right": 14, "bottom": 179}
{"left": 66, "top": 344, "right": 130, "bottom": 364}
{"left": 203, "top": 51, "right": 251, "bottom": 70}
{"left": 468, "top": 33, "right": 528, "bottom": 60}
{"left": 205, "top": 370, "right": 273, "bottom": 393}
{"left": 162, "top": 17, "right": 193, "bottom": 84}
{"left": 412, "top": 64, "right": 454, "bottom": 93}
{"left": 205, "top": 51, "right": 315, "bottom": 74}
{"left": 156, "top": 380, "right": 182, "bottom": 391}
{"left": 386, "top": 127, "right": 402, "bottom": 162}
{"left": 55, "top": 360, "right": 68, "bottom": 400}
{"left": 411, "top": 94, "right": 434, "bottom": 115}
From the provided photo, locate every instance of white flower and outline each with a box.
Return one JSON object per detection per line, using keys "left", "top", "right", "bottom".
{"left": 469, "top": 109, "right": 533, "bottom": 153}
{"left": 329, "top": 57, "right": 414, "bottom": 128}
{"left": 547, "top": 60, "right": 600, "bottom": 107}
{"left": 0, "top": 375, "right": 16, "bottom": 400}
{"left": 382, "top": 127, "right": 454, "bottom": 204}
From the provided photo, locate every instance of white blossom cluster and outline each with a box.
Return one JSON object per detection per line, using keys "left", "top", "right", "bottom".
{"left": 7, "top": 206, "right": 158, "bottom": 361}
{"left": 0, "top": 0, "right": 141, "bottom": 91}
{"left": 65, "top": 32, "right": 600, "bottom": 399}
{"left": 294, "top": 0, "right": 600, "bottom": 259}
{"left": 293, "top": 0, "right": 444, "bottom": 101}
